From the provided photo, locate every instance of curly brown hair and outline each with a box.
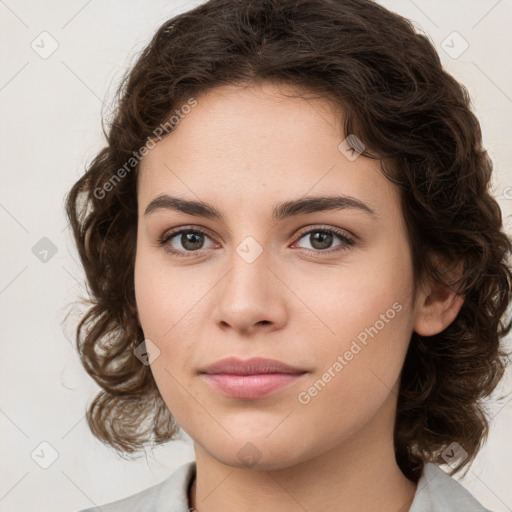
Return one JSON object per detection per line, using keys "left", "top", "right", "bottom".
{"left": 64, "top": 0, "right": 512, "bottom": 482}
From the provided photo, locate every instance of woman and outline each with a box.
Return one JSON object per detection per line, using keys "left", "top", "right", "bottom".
{"left": 66, "top": 0, "right": 512, "bottom": 510}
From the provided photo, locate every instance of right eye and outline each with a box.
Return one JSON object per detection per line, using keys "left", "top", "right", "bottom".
{"left": 158, "top": 227, "right": 217, "bottom": 257}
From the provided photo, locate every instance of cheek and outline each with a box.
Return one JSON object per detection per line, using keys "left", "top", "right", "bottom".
{"left": 292, "top": 237, "right": 413, "bottom": 347}
{"left": 293, "top": 242, "right": 414, "bottom": 403}
{"left": 294, "top": 299, "right": 412, "bottom": 444}
{"left": 133, "top": 250, "right": 209, "bottom": 406}
{"left": 134, "top": 244, "right": 203, "bottom": 340}
{"left": 134, "top": 256, "right": 199, "bottom": 425}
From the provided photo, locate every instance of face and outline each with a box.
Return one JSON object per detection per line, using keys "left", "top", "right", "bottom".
{"left": 134, "top": 82, "right": 420, "bottom": 470}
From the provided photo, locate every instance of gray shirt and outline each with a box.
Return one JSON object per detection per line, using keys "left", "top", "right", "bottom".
{"left": 76, "top": 461, "right": 493, "bottom": 512}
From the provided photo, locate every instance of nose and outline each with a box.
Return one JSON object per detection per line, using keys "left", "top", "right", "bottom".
{"left": 212, "top": 244, "right": 288, "bottom": 336}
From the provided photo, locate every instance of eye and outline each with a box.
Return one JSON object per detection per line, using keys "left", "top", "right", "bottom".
{"left": 292, "top": 226, "right": 355, "bottom": 255}
{"left": 158, "top": 227, "right": 216, "bottom": 257}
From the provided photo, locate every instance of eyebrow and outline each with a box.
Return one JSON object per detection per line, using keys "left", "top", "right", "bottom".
{"left": 144, "top": 194, "right": 378, "bottom": 221}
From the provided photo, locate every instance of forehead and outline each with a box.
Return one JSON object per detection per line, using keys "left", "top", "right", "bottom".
{"left": 137, "top": 82, "right": 401, "bottom": 221}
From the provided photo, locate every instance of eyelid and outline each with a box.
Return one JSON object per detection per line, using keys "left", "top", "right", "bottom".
{"left": 293, "top": 224, "right": 355, "bottom": 242}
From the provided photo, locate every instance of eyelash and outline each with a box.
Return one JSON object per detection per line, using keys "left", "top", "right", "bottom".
{"left": 157, "top": 225, "right": 356, "bottom": 258}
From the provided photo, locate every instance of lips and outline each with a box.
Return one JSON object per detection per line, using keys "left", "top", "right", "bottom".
{"left": 199, "top": 357, "right": 308, "bottom": 399}
{"left": 199, "top": 357, "right": 306, "bottom": 375}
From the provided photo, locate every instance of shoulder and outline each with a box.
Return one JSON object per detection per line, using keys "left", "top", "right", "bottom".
{"left": 409, "top": 463, "right": 494, "bottom": 512}
{"left": 74, "top": 460, "right": 196, "bottom": 512}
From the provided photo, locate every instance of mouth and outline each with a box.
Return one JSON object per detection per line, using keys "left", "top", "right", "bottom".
{"left": 199, "top": 357, "right": 308, "bottom": 399}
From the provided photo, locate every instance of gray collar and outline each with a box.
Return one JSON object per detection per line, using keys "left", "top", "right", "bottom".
{"left": 81, "top": 460, "right": 491, "bottom": 512}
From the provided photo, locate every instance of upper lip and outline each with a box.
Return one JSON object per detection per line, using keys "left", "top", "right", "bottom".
{"left": 199, "top": 357, "right": 307, "bottom": 375}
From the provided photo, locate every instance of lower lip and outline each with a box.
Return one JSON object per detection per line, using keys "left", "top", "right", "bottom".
{"left": 202, "top": 373, "right": 306, "bottom": 399}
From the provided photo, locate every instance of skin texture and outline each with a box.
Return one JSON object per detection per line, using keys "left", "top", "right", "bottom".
{"left": 134, "top": 82, "right": 464, "bottom": 512}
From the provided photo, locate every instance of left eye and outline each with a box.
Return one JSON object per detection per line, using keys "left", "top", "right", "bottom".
{"left": 294, "top": 228, "right": 355, "bottom": 252}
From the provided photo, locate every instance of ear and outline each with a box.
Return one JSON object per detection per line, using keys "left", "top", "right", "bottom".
{"left": 413, "top": 254, "right": 465, "bottom": 336}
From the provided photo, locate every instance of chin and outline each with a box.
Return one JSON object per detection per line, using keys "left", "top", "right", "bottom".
{"left": 204, "top": 439, "right": 305, "bottom": 471}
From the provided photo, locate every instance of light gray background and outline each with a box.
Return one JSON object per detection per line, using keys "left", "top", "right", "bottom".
{"left": 0, "top": 1, "right": 511, "bottom": 511}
